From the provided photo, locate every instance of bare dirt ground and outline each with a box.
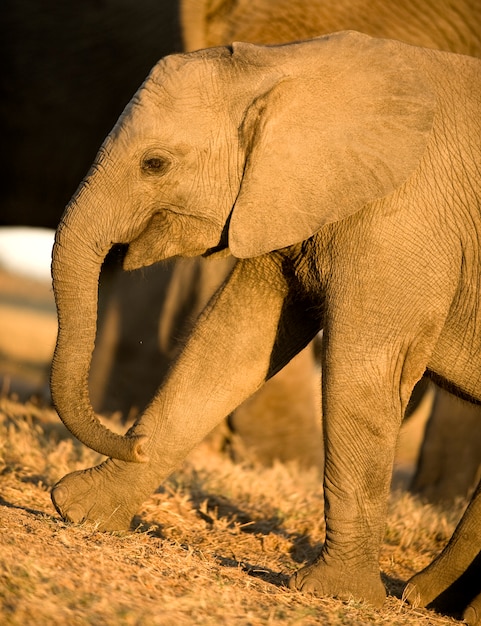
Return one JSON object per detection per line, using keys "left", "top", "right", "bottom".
{"left": 0, "top": 269, "right": 467, "bottom": 625}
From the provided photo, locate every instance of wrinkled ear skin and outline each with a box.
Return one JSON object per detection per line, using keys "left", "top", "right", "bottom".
{"left": 228, "top": 32, "right": 437, "bottom": 258}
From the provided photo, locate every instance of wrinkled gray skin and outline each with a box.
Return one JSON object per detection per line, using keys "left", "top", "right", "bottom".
{"left": 181, "top": 0, "right": 481, "bottom": 56}
{"left": 7, "top": 0, "right": 476, "bottom": 484}
{"left": 411, "top": 387, "right": 481, "bottom": 502}
{"left": 180, "top": 0, "right": 481, "bottom": 505}
{"left": 93, "top": 0, "right": 481, "bottom": 486}
{"left": 91, "top": 258, "right": 323, "bottom": 469}
{"left": 50, "top": 32, "right": 481, "bottom": 620}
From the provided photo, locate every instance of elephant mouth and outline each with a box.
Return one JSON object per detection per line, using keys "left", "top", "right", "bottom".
{"left": 203, "top": 210, "right": 232, "bottom": 259}
{"left": 203, "top": 242, "right": 231, "bottom": 259}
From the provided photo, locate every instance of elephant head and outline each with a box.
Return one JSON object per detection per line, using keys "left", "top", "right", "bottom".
{"left": 51, "top": 31, "right": 435, "bottom": 461}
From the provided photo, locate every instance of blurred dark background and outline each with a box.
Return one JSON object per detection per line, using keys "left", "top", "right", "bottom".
{"left": 0, "top": 0, "right": 182, "bottom": 229}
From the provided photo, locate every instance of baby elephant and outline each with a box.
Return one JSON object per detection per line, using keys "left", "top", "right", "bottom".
{"left": 49, "top": 32, "right": 481, "bottom": 622}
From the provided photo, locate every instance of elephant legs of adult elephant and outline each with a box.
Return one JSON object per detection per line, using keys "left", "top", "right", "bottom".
{"left": 221, "top": 343, "right": 323, "bottom": 469}
{"left": 90, "top": 255, "right": 323, "bottom": 470}
{"left": 410, "top": 386, "right": 481, "bottom": 503}
{"left": 90, "top": 255, "right": 238, "bottom": 417}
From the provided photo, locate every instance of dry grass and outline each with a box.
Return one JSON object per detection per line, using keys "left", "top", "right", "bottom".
{"left": 0, "top": 267, "right": 463, "bottom": 624}
{"left": 0, "top": 269, "right": 56, "bottom": 398}
{"left": 0, "top": 395, "right": 466, "bottom": 626}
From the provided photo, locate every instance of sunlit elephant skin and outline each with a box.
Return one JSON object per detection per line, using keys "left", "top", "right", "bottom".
{"left": 91, "top": 0, "right": 481, "bottom": 486}
{"left": 180, "top": 0, "right": 481, "bottom": 508}
{"left": 49, "top": 32, "right": 481, "bottom": 618}
{"left": 181, "top": 0, "right": 480, "bottom": 56}
{"left": 1, "top": 3, "right": 322, "bottom": 470}
{"left": 5, "top": 0, "right": 480, "bottom": 491}
{"left": 90, "top": 257, "right": 323, "bottom": 470}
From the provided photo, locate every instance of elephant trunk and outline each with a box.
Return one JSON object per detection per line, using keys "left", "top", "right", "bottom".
{"left": 50, "top": 190, "right": 148, "bottom": 463}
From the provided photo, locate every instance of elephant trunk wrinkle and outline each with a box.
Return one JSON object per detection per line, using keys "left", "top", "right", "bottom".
{"left": 51, "top": 194, "right": 150, "bottom": 462}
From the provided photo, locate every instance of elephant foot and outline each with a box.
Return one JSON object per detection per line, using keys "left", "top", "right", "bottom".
{"left": 51, "top": 460, "right": 141, "bottom": 531}
{"left": 464, "top": 595, "right": 481, "bottom": 626}
{"left": 288, "top": 558, "right": 386, "bottom": 608}
{"left": 404, "top": 561, "right": 481, "bottom": 623}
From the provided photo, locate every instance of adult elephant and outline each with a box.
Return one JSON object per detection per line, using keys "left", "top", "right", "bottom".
{"left": 48, "top": 32, "right": 481, "bottom": 618}
{"left": 181, "top": 0, "right": 480, "bottom": 55}
{"left": 410, "top": 387, "right": 481, "bottom": 502}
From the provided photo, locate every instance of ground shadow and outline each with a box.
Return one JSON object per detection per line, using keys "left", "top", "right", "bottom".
{"left": 214, "top": 554, "right": 290, "bottom": 587}
{"left": 151, "top": 482, "right": 324, "bottom": 560}
{"left": 139, "top": 485, "right": 421, "bottom": 601}
{"left": 0, "top": 494, "right": 53, "bottom": 520}
{"left": 136, "top": 481, "right": 325, "bottom": 589}
{"left": 382, "top": 572, "right": 407, "bottom": 600}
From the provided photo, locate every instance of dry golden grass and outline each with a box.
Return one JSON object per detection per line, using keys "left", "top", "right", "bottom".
{"left": 0, "top": 395, "right": 466, "bottom": 626}
{"left": 0, "top": 269, "right": 56, "bottom": 397}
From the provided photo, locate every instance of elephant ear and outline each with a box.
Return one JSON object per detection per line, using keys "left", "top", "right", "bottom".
{"left": 228, "top": 32, "right": 436, "bottom": 258}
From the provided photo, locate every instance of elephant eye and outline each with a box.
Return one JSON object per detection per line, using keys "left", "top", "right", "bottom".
{"left": 141, "top": 156, "right": 169, "bottom": 175}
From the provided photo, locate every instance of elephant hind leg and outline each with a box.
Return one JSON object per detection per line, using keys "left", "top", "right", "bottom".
{"left": 407, "top": 551, "right": 481, "bottom": 619}
{"left": 404, "top": 481, "right": 481, "bottom": 619}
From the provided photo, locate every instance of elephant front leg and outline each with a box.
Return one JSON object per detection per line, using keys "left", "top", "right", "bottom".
{"left": 289, "top": 334, "right": 414, "bottom": 607}
{"left": 404, "top": 481, "right": 481, "bottom": 621}
{"left": 52, "top": 255, "right": 320, "bottom": 530}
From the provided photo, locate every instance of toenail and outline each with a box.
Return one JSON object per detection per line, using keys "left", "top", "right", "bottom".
{"left": 65, "top": 504, "right": 86, "bottom": 524}
{"left": 402, "top": 583, "right": 421, "bottom": 607}
{"left": 464, "top": 606, "right": 478, "bottom": 626}
{"left": 51, "top": 485, "right": 68, "bottom": 507}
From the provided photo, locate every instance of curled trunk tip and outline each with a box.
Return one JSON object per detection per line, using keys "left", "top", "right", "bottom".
{"left": 103, "top": 433, "right": 149, "bottom": 463}
{"left": 81, "top": 431, "right": 150, "bottom": 463}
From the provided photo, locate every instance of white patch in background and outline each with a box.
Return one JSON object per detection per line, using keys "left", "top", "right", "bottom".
{"left": 0, "top": 227, "right": 55, "bottom": 283}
